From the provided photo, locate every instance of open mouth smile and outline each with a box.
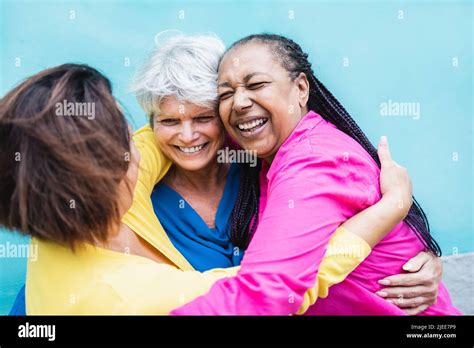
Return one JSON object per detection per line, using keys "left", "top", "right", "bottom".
{"left": 174, "top": 142, "right": 209, "bottom": 154}
{"left": 235, "top": 117, "right": 269, "bottom": 137}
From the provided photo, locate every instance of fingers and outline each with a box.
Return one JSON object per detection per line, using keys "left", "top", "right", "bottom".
{"left": 402, "top": 251, "right": 432, "bottom": 272}
{"left": 377, "top": 135, "right": 392, "bottom": 167}
{"left": 386, "top": 296, "right": 429, "bottom": 309}
{"left": 378, "top": 271, "right": 432, "bottom": 287}
{"left": 376, "top": 285, "right": 428, "bottom": 299}
{"left": 403, "top": 304, "right": 430, "bottom": 316}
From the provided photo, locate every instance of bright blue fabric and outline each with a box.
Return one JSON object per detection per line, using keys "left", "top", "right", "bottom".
{"left": 9, "top": 285, "right": 26, "bottom": 316}
{"left": 151, "top": 163, "right": 244, "bottom": 272}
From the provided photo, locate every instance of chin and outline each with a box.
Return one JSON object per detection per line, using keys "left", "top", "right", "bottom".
{"left": 180, "top": 162, "right": 213, "bottom": 171}
{"left": 244, "top": 140, "right": 276, "bottom": 160}
{"left": 174, "top": 156, "right": 215, "bottom": 172}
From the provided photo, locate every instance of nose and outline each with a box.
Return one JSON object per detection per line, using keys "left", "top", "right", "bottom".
{"left": 178, "top": 121, "right": 199, "bottom": 144}
{"left": 233, "top": 87, "right": 252, "bottom": 114}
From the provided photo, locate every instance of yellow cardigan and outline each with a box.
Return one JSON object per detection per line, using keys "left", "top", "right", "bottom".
{"left": 26, "top": 126, "right": 370, "bottom": 315}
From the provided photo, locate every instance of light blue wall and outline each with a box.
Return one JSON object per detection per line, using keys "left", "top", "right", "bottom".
{"left": 0, "top": 0, "right": 472, "bottom": 314}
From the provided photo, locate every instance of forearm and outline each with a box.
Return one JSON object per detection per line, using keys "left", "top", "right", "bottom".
{"left": 95, "top": 265, "right": 239, "bottom": 315}
{"left": 341, "top": 194, "right": 406, "bottom": 248}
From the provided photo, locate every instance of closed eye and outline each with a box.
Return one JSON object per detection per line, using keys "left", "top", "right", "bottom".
{"left": 247, "top": 82, "right": 268, "bottom": 90}
{"left": 194, "top": 116, "right": 215, "bottom": 123}
{"left": 218, "top": 91, "right": 233, "bottom": 101}
{"left": 159, "top": 118, "right": 179, "bottom": 126}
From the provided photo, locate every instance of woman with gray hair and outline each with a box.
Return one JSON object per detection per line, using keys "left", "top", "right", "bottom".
{"left": 129, "top": 31, "right": 245, "bottom": 270}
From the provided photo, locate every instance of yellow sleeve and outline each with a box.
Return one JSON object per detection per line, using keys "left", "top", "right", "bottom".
{"left": 121, "top": 125, "right": 193, "bottom": 270}
{"left": 26, "top": 238, "right": 241, "bottom": 315}
{"left": 296, "top": 226, "right": 371, "bottom": 315}
{"left": 104, "top": 228, "right": 367, "bottom": 316}
{"left": 100, "top": 262, "right": 240, "bottom": 315}
{"left": 119, "top": 226, "right": 366, "bottom": 315}
{"left": 134, "top": 125, "right": 172, "bottom": 194}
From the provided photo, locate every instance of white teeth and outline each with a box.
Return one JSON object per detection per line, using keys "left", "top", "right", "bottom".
{"left": 237, "top": 118, "right": 266, "bottom": 131}
{"left": 178, "top": 144, "right": 205, "bottom": 153}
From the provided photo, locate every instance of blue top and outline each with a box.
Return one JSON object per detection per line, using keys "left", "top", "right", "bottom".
{"left": 9, "top": 285, "right": 25, "bottom": 315}
{"left": 9, "top": 163, "right": 243, "bottom": 315}
{"left": 151, "top": 163, "right": 244, "bottom": 272}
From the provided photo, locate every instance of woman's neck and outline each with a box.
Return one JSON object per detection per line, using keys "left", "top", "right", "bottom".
{"left": 97, "top": 222, "right": 128, "bottom": 251}
{"left": 263, "top": 108, "right": 309, "bottom": 165}
{"left": 99, "top": 222, "right": 173, "bottom": 264}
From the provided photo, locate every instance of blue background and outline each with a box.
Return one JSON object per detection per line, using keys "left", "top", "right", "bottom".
{"left": 0, "top": 0, "right": 472, "bottom": 314}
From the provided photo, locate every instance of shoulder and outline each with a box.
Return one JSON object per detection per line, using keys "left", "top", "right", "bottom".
{"left": 268, "top": 118, "right": 380, "bottom": 204}
{"left": 133, "top": 124, "right": 171, "bottom": 173}
{"left": 133, "top": 125, "right": 157, "bottom": 147}
{"left": 276, "top": 118, "right": 379, "bottom": 179}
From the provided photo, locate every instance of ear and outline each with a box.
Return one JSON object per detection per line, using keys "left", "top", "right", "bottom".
{"left": 295, "top": 72, "right": 310, "bottom": 111}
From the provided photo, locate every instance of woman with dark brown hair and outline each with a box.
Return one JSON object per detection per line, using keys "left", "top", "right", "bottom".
{"left": 0, "top": 64, "right": 240, "bottom": 314}
{"left": 0, "top": 64, "right": 134, "bottom": 248}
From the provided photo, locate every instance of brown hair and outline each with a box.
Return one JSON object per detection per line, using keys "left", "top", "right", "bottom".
{"left": 0, "top": 64, "right": 131, "bottom": 249}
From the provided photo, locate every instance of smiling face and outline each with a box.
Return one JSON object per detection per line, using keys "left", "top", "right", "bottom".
{"left": 217, "top": 43, "right": 309, "bottom": 162}
{"left": 153, "top": 96, "right": 225, "bottom": 172}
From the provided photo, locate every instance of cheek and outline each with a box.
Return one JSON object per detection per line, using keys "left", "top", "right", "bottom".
{"left": 204, "top": 122, "right": 225, "bottom": 145}
{"left": 218, "top": 102, "right": 232, "bottom": 127}
{"left": 220, "top": 119, "right": 235, "bottom": 139}
{"left": 130, "top": 163, "right": 139, "bottom": 189}
{"left": 154, "top": 127, "right": 175, "bottom": 147}
{"left": 264, "top": 84, "right": 297, "bottom": 110}
{"left": 123, "top": 158, "right": 139, "bottom": 197}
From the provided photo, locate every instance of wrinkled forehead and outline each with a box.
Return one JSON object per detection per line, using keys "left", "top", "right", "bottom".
{"left": 218, "top": 43, "right": 285, "bottom": 82}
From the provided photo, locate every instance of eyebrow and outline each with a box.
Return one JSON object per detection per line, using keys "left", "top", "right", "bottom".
{"left": 156, "top": 111, "right": 215, "bottom": 119}
{"left": 218, "top": 72, "right": 267, "bottom": 88}
{"left": 194, "top": 112, "right": 215, "bottom": 117}
{"left": 155, "top": 114, "right": 176, "bottom": 119}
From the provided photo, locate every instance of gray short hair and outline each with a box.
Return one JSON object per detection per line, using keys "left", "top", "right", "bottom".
{"left": 131, "top": 31, "right": 225, "bottom": 117}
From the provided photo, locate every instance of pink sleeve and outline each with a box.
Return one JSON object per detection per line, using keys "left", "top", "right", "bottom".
{"left": 171, "top": 137, "right": 380, "bottom": 315}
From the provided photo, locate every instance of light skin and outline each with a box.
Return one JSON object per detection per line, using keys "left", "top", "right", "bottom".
{"left": 216, "top": 42, "right": 442, "bottom": 314}
{"left": 153, "top": 97, "right": 229, "bottom": 228}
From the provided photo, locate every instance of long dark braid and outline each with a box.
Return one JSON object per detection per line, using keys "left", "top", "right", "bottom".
{"left": 228, "top": 33, "right": 441, "bottom": 256}
{"left": 230, "top": 160, "right": 261, "bottom": 250}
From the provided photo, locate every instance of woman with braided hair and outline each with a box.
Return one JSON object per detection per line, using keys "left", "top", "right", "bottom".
{"left": 172, "top": 34, "right": 460, "bottom": 315}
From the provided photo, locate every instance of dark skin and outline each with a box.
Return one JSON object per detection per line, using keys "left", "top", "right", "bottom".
{"left": 217, "top": 43, "right": 443, "bottom": 315}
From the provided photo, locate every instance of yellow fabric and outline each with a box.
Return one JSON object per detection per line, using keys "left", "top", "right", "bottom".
{"left": 26, "top": 239, "right": 238, "bottom": 314}
{"left": 296, "top": 226, "right": 371, "bottom": 315}
{"left": 121, "top": 126, "right": 193, "bottom": 271}
{"left": 26, "top": 125, "right": 371, "bottom": 315}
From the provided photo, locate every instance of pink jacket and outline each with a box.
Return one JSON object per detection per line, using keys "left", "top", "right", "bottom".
{"left": 172, "top": 111, "right": 460, "bottom": 315}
